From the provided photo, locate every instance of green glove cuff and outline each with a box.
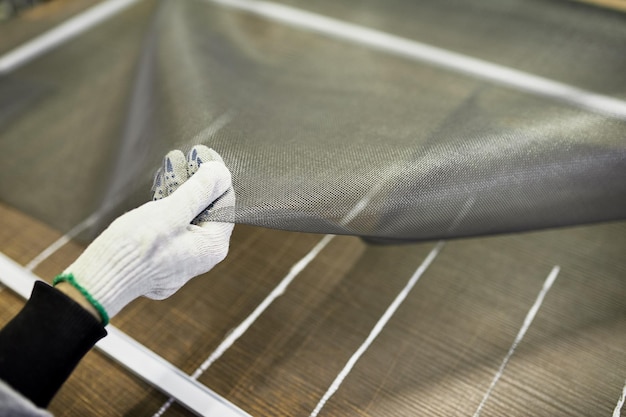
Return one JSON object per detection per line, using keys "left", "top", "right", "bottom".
{"left": 53, "top": 273, "right": 110, "bottom": 326}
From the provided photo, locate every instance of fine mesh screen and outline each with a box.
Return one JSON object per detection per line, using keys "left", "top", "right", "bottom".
{"left": 0, "top": 0, "right": 624, "bottom": 241}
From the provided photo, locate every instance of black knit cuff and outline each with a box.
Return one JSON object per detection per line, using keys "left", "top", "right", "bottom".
{"left": 0, "top": 281, "right": 107, "bottom": 407}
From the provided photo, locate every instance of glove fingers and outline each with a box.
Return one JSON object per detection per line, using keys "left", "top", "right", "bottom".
{"left": 187, "top": 145, "right": 235, "bottom": 226}
{"left": 162, "top": 161, "right": 232, "bottom": 225}
{"left": 188, "top": 146, "right": 230, "bottom": 224}
{"left": 187, "top": 145, "right": 225, "bottom": 176}
{"left": 151, "top": 168, "right": 166, "bottom": 201}
{"left": 163, "top": 150, "right": 188, "bottom": 197}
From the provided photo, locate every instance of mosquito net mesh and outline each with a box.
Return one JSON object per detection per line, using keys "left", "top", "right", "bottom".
{"left": 0, "top": 0, "right": 624, "bottom": 241}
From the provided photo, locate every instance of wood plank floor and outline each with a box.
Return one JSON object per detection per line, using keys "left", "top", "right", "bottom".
{"left": 0, "top": 0, "right": 102, "bottom": 55}
{"left": 0, "top": 201, "right": 624, "bottom": 416}
{"left": 1, "top": 1, "right": 624, "bottom": 416}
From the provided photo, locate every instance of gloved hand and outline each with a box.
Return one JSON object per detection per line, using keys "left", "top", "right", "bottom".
{"left": 55, "top": 146, "right": 235, "bottom": 324}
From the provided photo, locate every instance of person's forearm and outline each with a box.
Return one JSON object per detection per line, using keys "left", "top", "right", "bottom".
{"left": 0, "top": 281, "right": 107, "bottom": 407}
{"left": 55, "top": 281, "right": 102, "bottom": 321}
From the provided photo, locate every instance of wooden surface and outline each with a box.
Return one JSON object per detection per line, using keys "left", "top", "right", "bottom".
{"left": 571, "top": 0, "right": 626, "bottom": 13}
{"left": 0, "top": 0, "right": 102, "bottom": 55}
{"left": 0, "top": 200, "right": 624, "bottom": 416}
{"left": 0, "top": 1, "right": 624, "bottom": 416}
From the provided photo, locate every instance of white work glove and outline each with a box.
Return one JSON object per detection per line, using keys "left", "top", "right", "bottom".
{"left": 56, "top": 146, "right": 235, "bottom": 324}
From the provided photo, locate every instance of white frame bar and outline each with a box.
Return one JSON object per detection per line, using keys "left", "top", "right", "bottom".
{"left": 0, "top": 252, "right": 251, "bottom": 417}
{"left": 0, "top": 0, "right": 142, "bottom": 74}
{"left": 208, "top": 0, "right": 626, "bottom": 120}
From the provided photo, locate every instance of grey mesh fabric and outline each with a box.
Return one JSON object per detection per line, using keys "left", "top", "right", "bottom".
{"left": 0, "top": 0, "right": 624, "bottom": 241}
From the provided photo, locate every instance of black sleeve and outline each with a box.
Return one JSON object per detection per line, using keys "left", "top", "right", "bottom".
{"left": 0, "top": 281, "right": 107, "bottom": 407}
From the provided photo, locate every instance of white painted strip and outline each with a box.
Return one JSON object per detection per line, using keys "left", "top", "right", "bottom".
{"left": 153, "top": 234, "right": 335, "bottom": 416}
{"left": 340, "top": 184, "right": 383, "bottom": 227}
{"left": 197, "top": 234, "right": 334, "bottom": 375}
{"left": 614, "top": 380, "right": 626, "bottom": 417}
{"left": 25, "top": 190, "right": 130, "bottom": 271}
{"left": 0, "top": 0, "right": 141, "bottom": 74}
{"left": 25, "top": 234, "right": 72, "bottom": 272}
{"left": 190, "top": 111, "right": 236, "bottom": 145}
{"left": 309, "top": 241, "right": 445, "bottom": 417}
{"left": 25, "top": 212, "right": 100, "bottom": 271}
{"left": 208, "top": 0, "right": 626, "bottom": 120}
{"left": 447, "top": 196, "right": 475, "bottom": 233}
{"left": 0, "top": 252, "right": 251, "bottom": 417}
{"left": 154, "top": 170, "right": 379, "bottom": 415}
{"left": 472, "top": 265, "right": 560, "bottom": 417}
